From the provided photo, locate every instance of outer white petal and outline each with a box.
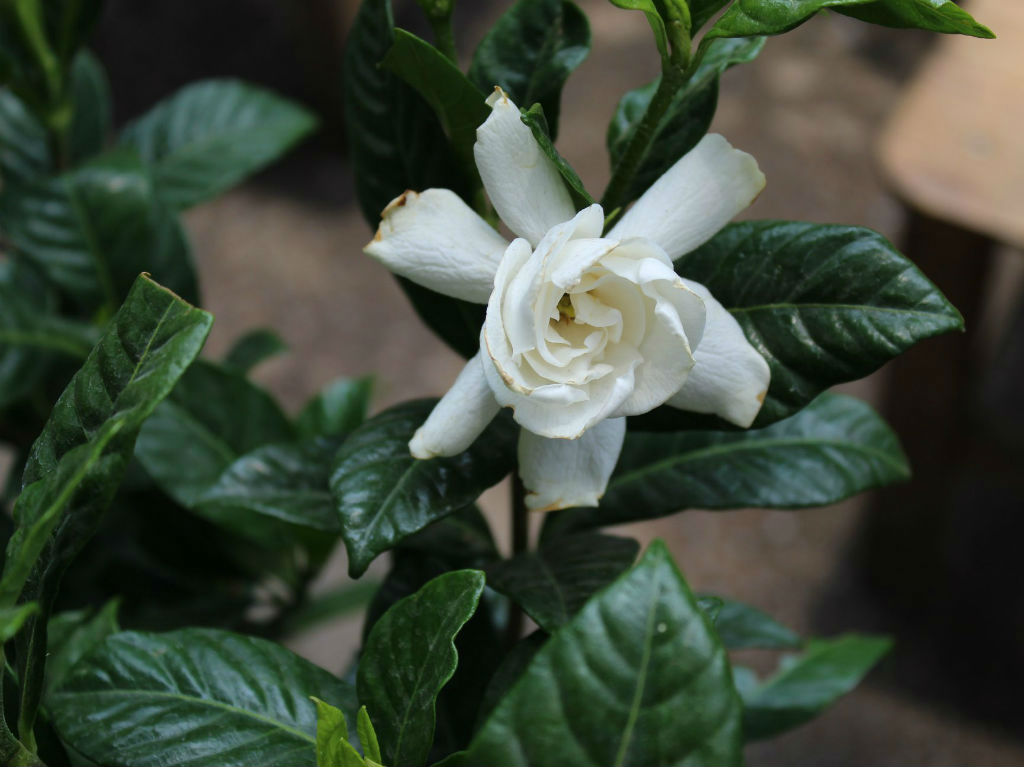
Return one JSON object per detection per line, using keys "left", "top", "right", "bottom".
{"left": 608, "top": 134, "right": 766, "bottom": 260}
{"left": 364, "top": 189, "right": 508, "bottom": 304}
{"left": 409, "top": 352, "right": 501, "bottom": 458}
{"left": 665, "top": 279, "right": 770, "bottom": 428}
{"left": 474, "top": 88, "right": 575, "bottom": 246}
{"left": 518, "top": 417, "right": 626, "bottom": 511}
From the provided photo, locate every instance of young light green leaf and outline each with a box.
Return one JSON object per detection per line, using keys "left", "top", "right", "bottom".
{"left": 43, "top": 599, "right": 120, "bottom": 702}
{"left": 486, "top": 533, "right": 639, "bottom": 631}
{"left": 330, "top": 401, "right": 515, "bottom": 577}
{"left": 606, "top": 36, "right": 764, "bottom": 207}
{"left": 635, "top": 220, "right": 964, "bottom": 430}
{"left": 521, "top": 103, "right": 594, "bottom": 209}
{"left": 544, "top": 394, "right": 909, "bottom": 537}
{"left": 135, "top": 360, "right": 294, "bottom": 508}
{"left": 0, "top": 149, "right": 199, "bottom": 310}
{"left": 312, "top": 697, "right": 365, "bottom": 767}
{"left": 119, "top": 79, "right": 318, "bottom": 209}
{"left": 607, "top": 0, "right": 670, "bottom": 60}
{"left": 356, "top": 707, "right": 382, "bottom": 765}
{"left": 381, "top": 29, "right": 488, "bottom": 190}
{"left": 68, "top": 49, "right": 111, "bottom": 164}
{"left": 0, "top": 87, "right": 50, "bottom": 183}
{"left": 454, "top": 541, "right": 742, "bottom": 766}
{"left": 358, "top": 569, "right": 485, "bottom": 767}
{"left": 468, "top": 0, "right": 590, "bottom": 140}
{"left": 49, "top": 628, "right": 358, "bottom": 767}
{"left": 0, "top": 602, "right": 39, "bottom": 642}
{"left": 296, "top": 376, "right": 373, "bottom": 439}
{"left": 703, "top": 596, "right": 802, "bottom": 650}
{"left": 706, "top": 0, "right": 992, "bottom": 40}
{"left": 222, "top": 328, "right": 288, "bottom": 374}
{"left": 741, "top": 634, "right": 892, "bottom": 740}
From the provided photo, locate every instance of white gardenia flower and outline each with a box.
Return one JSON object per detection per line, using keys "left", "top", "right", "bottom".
{"left": 365, "top": 88, "right": 770, "bottom": 511}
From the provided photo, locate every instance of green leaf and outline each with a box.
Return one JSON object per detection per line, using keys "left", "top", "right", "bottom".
{"left": 706, "top": 0, "right": 992, "bottom": 40}
{"left": 486, "top": 533, "right": 638, "bottom": 631}
{"left": 0, "top": 149, "right": 200, "bottom": 311}
{"left": 637, "top": 220, "right": 964, "bottom": 430}
{"left": 0, "top": 259, "right": 96, "bottom": 408}
{"left": 545, "top": 394, "right": 909, "bottom": 537}
{"left": 0, "top": 87, "right": 50, "bottom": 183}
{"left": 68, "top": 49, "right": 111, "bottom": 165}
{"left": 42, "top": 0, "right": 103, "bottom": 68}
{"left": 296, "top": 376, "right": 373, "bottom": 440}
{"left": 703, "top": 596, "right": 801, "bottom": 650}
{"left": 135, "top": 360, "right": 294, "bottom": 508}
{"left": 740, "top": 634, "right": 892, "bottom": 740}
{"left": 43, "top": 599, "right": 120, "bottom": 703}
{"left": 381, "top": 29, "right": 488, "bottom": 194}
{"left": 312, "top": 697, "right": 364, "bottom": 767}
{"left": 606, "top": 36, "right": 763, "bottom": 206}
{"left": 476, "top": 631, "right": 547, "bottom": 727}
{"left": 356, "top": 707, "right": 382, "bottom": 765}
{"left": 690, "top": 0, "right": 733, "bottom": 30}
{"left": 468, "top": 0, "right": 590, "bottom": 140}
{"left": 607, "top": 0, "right": 670, "bottom": 60}
{"left": 119, "top": 79, "right": 318, "bottom": 209}
{"left": 521, "top": 103, "right": 594, "bottom": 209}
{"left": 49, "top": 628, "right": 357, "bottom": 766}
{"left": 330, "top": 401, "right": 515, "bottom": 577}
{"left": 222, "top": 328, "right": 288, "bottom": 374}
{"left": 836, "top": 0, "right": 993, "bottom": 37}
{"left": 0, "top": 602, "right": 39, "bottom": 642}
{"left": 357, "top": 569, "right": 485, "bottom": 767}
{"left": 453, "top": 541, "right": 742, "bottom": 766}
{"left": 194, "top": 437, "right": 340, "bottom": 547}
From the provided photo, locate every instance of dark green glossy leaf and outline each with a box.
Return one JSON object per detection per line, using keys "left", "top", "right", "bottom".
{"left": 706, "top": 0, "right": 992, "bottom": 39}
{"left": 194, "top": 437, "right": 340, "bottom": 547}
{"left": 837, "top": 0, "right": 993, "bottom": 37}
{"left": 0, "top": 87, "right": 50, "bottom": 184}
{"left": 468, "top": 0, "right": 590, "bottom": 140}
{"left": 357, "top": 569, "right": 485, "bottom": 767}
{"left": 312, "top": 697, "right": 364, "bottom": 767}
{"left": 740, "top": 634, "right": 892, "bottom": 740}
{"left": 68, "top": 49, "right": 110, "bottom": 165}
{"left": 487, "top": 533, "right": 638, "bottom": 631}
{"left": 381, "top": 29, "right": 488, "bottom": 192}
{"left": 0, "top": 149, "right": 199, "bottom": 311}
{"left": 703, "top": 596, "right": 801, "bottom": 650}
{"left": 343, "top": 0, "right": 481, "bottom": 359}
{"left": 476, "top": 631, "right": 547, "bottom": 727}
{"left": 330, "top": 401, "right": 515, "bottom": 577}
{"left": 453, "top": 540, "right": 742, "bottom": 766}
{"left": 43, "top": 599, "right": 120, "bottom": 703}
{"left": 0, "top": 602, "right": 38, "bottom": 641}
{"left": 49, "top": 628, "right": 357, "bottom": 766}
{"left": 222, "top": 328, "right": 287, "bottom": 374}
{"left": 690, "top": 0, "right": 732, "bottom": 30}
{"left": 546, "top": 394, "right": 909, "bottom": 537}
{"left": 636, "top": 220, "right": 964, "bottom": 430}
{"left": 296, "top": 376, "right": 373, "bottom": 440}
{"left": 606, "top": 36, "right": 763, "bottom": 206}
{"left": 135, "top": 360, "right": 294, "bottom": 508}
{"left": 0, "top": 259, "right": 96, "bottom": 408}
{"left": 521, "top": 103, "right": 593, "bottom": 209}
{"left": 120, "top": 79, "right": 318, "bottom": 209}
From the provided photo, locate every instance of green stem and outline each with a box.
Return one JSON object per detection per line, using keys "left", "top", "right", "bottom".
{"left": 600, "top": 64, "right": 687, "bottom": 213}
{"left": 430, "top": 15, "right": 457, "bottom": 64}
{"left": 0, "top": 649, "right": 43, "bottom": 767}
{"left": 505, "top": 475, "right": 528, "bottom": 648}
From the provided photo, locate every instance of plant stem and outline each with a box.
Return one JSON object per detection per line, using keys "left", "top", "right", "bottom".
{"left": 505, "top": 475, "right": 528, "bottom": 647}
{"left": 430, "top": 15, "right": 457, "bottom": 64}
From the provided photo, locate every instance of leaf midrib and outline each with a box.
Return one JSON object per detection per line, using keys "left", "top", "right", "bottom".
{"left": 729, "top": 301, "right": 955, "bottom": 321}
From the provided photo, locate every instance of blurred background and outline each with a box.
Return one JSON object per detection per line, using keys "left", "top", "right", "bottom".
{"left": 85, "top": 0, "right": 1023, "bottom": 763}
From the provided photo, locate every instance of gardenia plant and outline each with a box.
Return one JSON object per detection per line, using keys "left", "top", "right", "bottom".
{"left": 0, "top": 0, "right": 991, "bottom": 765}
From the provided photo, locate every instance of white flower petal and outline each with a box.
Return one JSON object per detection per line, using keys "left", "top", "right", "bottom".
{"left": 518, "top": 417, "right": 626, "bottom": 511}
{"left": 665, "top": 279, "right": 770, "bottom": 428}
{"left": 608, "top": 134, "right": 765, "bottom": 260}
{"left": 474, "top": 88, "right": 575, "bottom": 246}
{"left": 409, "top": 352, "right": 501, "bottom": 458}
{"left": 364, "top": 189, "right": 507, "bottom": 304}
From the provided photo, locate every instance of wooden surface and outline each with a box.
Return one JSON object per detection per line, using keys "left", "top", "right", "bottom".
{"left": 878, "top": 0, "right": 1024, "bottom": 249}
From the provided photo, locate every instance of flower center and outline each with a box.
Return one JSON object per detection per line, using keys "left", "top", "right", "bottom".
{"left": 557, "top": 293, "right": 576, "bottom": 321}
